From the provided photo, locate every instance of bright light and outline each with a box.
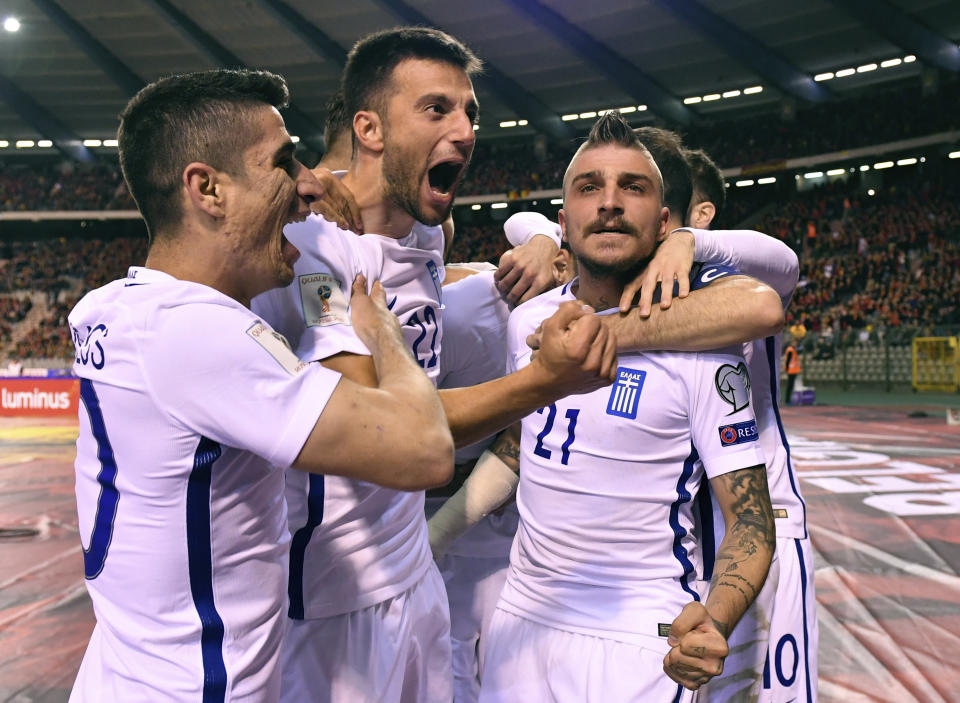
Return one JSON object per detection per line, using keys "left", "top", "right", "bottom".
{"left": 903, "top": 55, "right": 916, "bottom": 63}
{"left": 499, "top": 120, "right": 517, "bottom": 128}
{"left": 471, "top": 204, "right": 481, "bottom": 211}
{"left": 3, "top": 17, "right": 20, "bottom": 32}
{"left": 683, "top": 97, "right": 702, "bottom": 105}
{"left": 949, "top": 151, "right": 960, "bottom": 159}
{"left": 758, "top": 177, "right": 777, "bottom": 185}
{"left": 637, "top": 104, "right": 647, "bottom": 111}
{"left": 804, "top": 171, "right": 823, "bottom": 179}
{"left": 83, "top": 139, "right": 102, "bottom": 147}
{"left": 743, "top": 86, "right": 763, "bottom": 94}
{"left": 103, "top": 139, "right": 118, "bottom": 147}
{"left": 619, "top": 106, "right": 636, "bottom": 114}
{"left": 290, "top": 135, "right": 300, "bottom": 143}
{"left": 518, "top": 119, "right": 528, "bottom": 126}
{"left": 722, "top": 90, "right": 741, "bottom": 98}
{"left": 550, "top": 198, "right": 563, "bottom": 205}
{"left": 896, "top": 157, "right": 917, "bottom": 166}
{"left": 868, "top": 189, "right": 876, "bottom": 196}
{"left": 0, "top": 141, "right": 7, "bottom": 148}
{"left": 814, "top": 72, "right": 834, "bottom": 82}
{"left": 826, "top": 168, "right": 845, "bottom": 176}
{"left": 835, "top": 68, "right": 856, "bottom": 77}
{"left": 857, "top": 63, "right": 878, "bottom": 73}
{"left": 473, "top": 124, "right": 479, "bottom": 131}
{"left": 920, "top": 157, "right": 926, "bottom": 163}
{"left": 874, "top": 161, "right": 894, "bottom": 169}
{"left": 561, "top": 114, "right": 578, "bottom": 121}
{"left": 860, "top": 164, "right": 870, "bottom": 171}
{"left": 880, "top": 58, "right": 902, "bottom": 68}
{"left": 491, "top": 202, "right": 508, "bottom": 209}
{"left": 37, "top": 140, "right": 53, "bottom": 148}
{"left": 596, "top": 109, "right": 610, "bottom": 116}
{"left": 579, "top": 111, "right": 596, "bottom": 119}
{"left": 735, "top": 179, "right": 754, "bottom": 187}
{"left": 15, "top": 140, "right": 34, "bottom": 148}
{"left": 703, "top": 93, "right": 721, "bottom": 102}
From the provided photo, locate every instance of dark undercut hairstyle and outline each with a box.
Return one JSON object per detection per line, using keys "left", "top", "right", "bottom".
{"left": 632, "top": 126, "right": 692, "bottom": 221}
{"left": 564, "top": 111, "right": 664, "bottom": 200}
{"left": 341, "top": 27, "right": 481, "bottom": 127}
{"left": 684, "top": 147, "right": 726, "bottom": 216}
{"left": 118, "top": 69, "right": 290, "bottom": 242}
{"left": 323, "top": 90, "right": 350, "bottom": 153}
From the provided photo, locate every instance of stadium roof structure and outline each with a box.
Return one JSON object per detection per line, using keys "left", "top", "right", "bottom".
{"left": 0, "top": 0, "right": 957, "bottom": 159}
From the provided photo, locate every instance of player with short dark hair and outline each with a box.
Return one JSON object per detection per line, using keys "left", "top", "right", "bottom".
{"left": 684, "top": 147, "right": 726, "bottom": 229}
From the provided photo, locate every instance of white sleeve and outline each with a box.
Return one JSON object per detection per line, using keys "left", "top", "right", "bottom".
{"left": 503, "top": 211, "right": 562, "bottom": 248}
{"left": 505, "top": 302, "right": 539, "bottom": 374}
{"left": 143, "top": 302, "right": 342, "bottom": 468}
{"left": 687, "top": 349, "right": 766, "bottom": 479}
{"left": 685, "top": 227, "right": 799, "bottom": 307}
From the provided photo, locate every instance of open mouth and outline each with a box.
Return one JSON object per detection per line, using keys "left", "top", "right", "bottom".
{"left": 427, "top": 160, "right": 465, "bottom": 197}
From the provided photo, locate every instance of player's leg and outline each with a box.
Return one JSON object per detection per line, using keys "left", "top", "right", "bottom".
{"left": 398, "top": 563, "right": 454, "bottom": 703}
{"left": 762, "top": 537, "right": 818, "bottom": 703}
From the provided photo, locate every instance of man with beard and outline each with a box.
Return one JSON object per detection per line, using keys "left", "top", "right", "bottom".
{"left": 68, "top": 69, "right": 454, "bottom": 702}
{"left": 478, "top": 113, "right": 776, "bottom": 702}
{"left": 252, "top": 28, "right": 617, "bottom": 703}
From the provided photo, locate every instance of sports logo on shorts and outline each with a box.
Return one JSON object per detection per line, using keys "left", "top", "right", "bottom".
{"left": 606, "top": 366, "right": 646, "bottom": 419}
{"left": 299, "top": 273, "right": 350, "bottom": 327}
{"left": 718, "top": 419, "right": 759, "bottom": 447}
{"left": 715, "top": 362, "right": 751, "bottom": 414}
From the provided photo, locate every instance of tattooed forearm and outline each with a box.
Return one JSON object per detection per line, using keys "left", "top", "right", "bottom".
{"left": 491, "top": 425, "right": 522, "bottom": 473}
{"left": 705, "top": 465, "right": 776, "bottom": 633}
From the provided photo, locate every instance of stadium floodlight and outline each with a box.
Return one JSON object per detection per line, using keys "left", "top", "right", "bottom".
{"left": 579, "top": 111, "right": 597, "bottom": 119}
{"left": 804, "top": 171, "right": 823, "bottom": 179}
{"left": 550, "top": 198, "right": 563, "bottom": 205}
{"left": 743, "top": 86, "right": 763, "bottom": 94}
{"left": 757, "top": 177, "right": 777, "bottom": 185}
{"left": 471, "top": 204, "right": 481, "bottom": 211}
{"left": 561, "top": 114, "right": 578, "bottom": 121}
{"left": 735, "top": 179, "right": 754, "bottom": 187}
{"left": 473, "top": 124, "right": 479, "bottom": 131}
{"left": 619, "top": 106, "right": 637, "bottom": 114}
{"left": 499, "top": 120, "right": 517, "bottom": 128}
{"left": 949, "top": 151, "right": 960, "bottom": 159}
{"left": 826, "top": 169, "right": 845, "bottom": 176}
{"left": 37, "top": 140, "right": 53, "bottom": 148}
{"left": 880, "top": 58, "right": 902, "bottom": 68}
{"left": 683, "top": 97, "right": 702, "bottom": 105}
{"left": 83, "top": 139, "right": 102, "bottom": 147}
{"left": 518, "top": 119, "right": 528, "bottom": 126}
{"left": 868, "top": 189, "right": 876, "bottom": 196}
{"left": 3, "top": 17, "right": 20, "bottom": 32}
{"left": 703, "top": 94, "right": 721, "bottom": 102}
{"left": 491, "top": 202, "right": 508, "bottom": 209}
{"left": 903, "top": 55, "right": 916, "bottom": 63}
{"left": 835, "top": 68, "right": 855, "bottom": 78}
{"left": 857, "top": 63, "right": 878, "bottom": 73}
{"left": 873, "top": 161, "right": 894, "bottom": 169}
{"left": 860, "top": 164, "right": 870, "bottom": 171}
{"left": 15, "top": 140, "right": 34, "bottom": 148}
{"left": 290, "top": 136, "right": 300, "bottom": 143}
{"left": 896, "top": 158, "right": 917, "bottom": 166}
{"left": 722, "top": 90, "right": 741, "bottom": 98}
{"left": 637, "top": 105, "right": 647, "bottom": 111}
{"left": 0, "top": 141, "right": 7, "bottom": 148}
{"left": 814, "top": 72, "right": 834, "bottom": 82}
{"left": 596, "top": 109, "right": 610, "bottom": 116}
{"left": 103, "top": 139, "right": 118, "bottom": 147}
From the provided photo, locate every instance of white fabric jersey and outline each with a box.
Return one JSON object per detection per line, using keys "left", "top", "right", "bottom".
{"left": 68, "top": 267, "right": 342, "bottom": 702}
{"left": 252, "top": 213, "right": 445, "bottom": 619}
{"left": 499, "top": 282, "right": 765, "bottom": 646}
{"left": 434, "top": 269, "right": 518, "bottom": 558}
{"left": 687, "top": 227, "right": 806, "bottom": 539}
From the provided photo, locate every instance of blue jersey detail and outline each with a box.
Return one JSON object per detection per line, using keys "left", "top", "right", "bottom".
{"left": 718, "top": 419, "right": 760, "bottom": 447}
{"left": 605, "top": 367, "right": 646, "bottom": 419}
{"left": 796, "top": 539, "right": 814, "bottom": 703}
{"left": 695, "top": 482, "right": 716, "bottom": 582}
{"left": 288, "top": 474, "right": 325, "bottom": 620}
{"left": 186, "top": 437, "right": 227, "bottom": 703}
{"left": 691, "top": 263, "right": 739, "bottom": 291}
{"left": 765, "top": 336, "right": 807, "bottom": 536}
{"left": 669, "top": 446, "right": 701, "bottom": 602}
{"left": 79, "top": 379, "right": 120, "bottom": 580}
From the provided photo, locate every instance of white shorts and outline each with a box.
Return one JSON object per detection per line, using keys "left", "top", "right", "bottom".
{"left": 279, "top": 564, "right": 453, "bottom": 703}
{"left": 478, "top": 608, "right": 693, "bottom": 703}
{"left": 437, "top": 552, "right": 510, "bottom": 703}
{"left": 762, "top": 536, "right": 818, "bottom": 703}
{"left": 699, "top": 550, "right": 781, "bottom": 703}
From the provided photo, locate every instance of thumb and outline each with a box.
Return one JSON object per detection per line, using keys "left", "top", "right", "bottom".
{"left": 547, "top": 300, "right": 592, "bottom": 331}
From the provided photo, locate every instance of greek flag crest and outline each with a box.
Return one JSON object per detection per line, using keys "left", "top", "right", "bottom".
{"left": 606, "top": 366, "right": 646, "bottom": 419}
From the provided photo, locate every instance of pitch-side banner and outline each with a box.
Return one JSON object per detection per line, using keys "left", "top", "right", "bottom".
{"left": 0, "top": 378, "right": 80, "bottom": 417}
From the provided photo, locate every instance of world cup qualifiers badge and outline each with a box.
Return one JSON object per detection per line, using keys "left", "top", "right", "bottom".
{"left": 715, "top": 362, "right": 751, "bottom": 414}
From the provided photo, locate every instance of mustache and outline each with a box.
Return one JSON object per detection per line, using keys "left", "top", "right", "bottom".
{"left": 582, "top": 217, "right": 640, "bottom": 236}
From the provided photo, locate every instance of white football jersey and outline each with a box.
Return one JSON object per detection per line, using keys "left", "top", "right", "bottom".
{"left": 498, "top": 282, "right": 765, "bottom": 646}
{"left": 687, "top": 227, "right": 806, "bottom": 539}
{"left": 434, "top": 269, "right": 518, "bottom": 558}
{"left": 68, "top": 267, "right": 342, "bottom": 702}
{"left": 252, "top": 213, "right": 445, "bottom": 619}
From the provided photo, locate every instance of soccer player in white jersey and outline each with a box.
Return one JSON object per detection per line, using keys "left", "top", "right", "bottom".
{"left": 68, "top": 69, "right": 454, "bottom": 702}
{"left": 252, "top": 28, "right": 617, "bottom": 703}
{"left": 681, "top": 146, "right": 818, "bottom": 703}
{"left": 478, "top": 112, "right": 777, "bottom": 702}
